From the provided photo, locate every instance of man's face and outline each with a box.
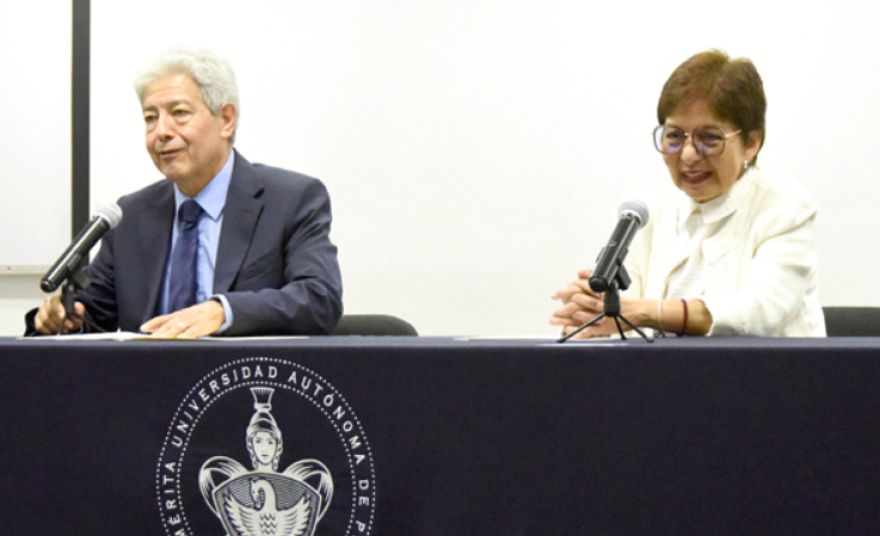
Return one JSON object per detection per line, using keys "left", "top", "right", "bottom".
{"left": 141, "top": 74, "right": 235, "bottom": 194}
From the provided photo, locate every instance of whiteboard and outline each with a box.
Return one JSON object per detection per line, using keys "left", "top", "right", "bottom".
{"left": 90, "top": 0, "right": 880, "bottom": 336}
{"left": 0, "top": 3, "right": 72, "bottom": 268}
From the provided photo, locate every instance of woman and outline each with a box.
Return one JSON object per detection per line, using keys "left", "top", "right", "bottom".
{"left": 551, "top": 50, "right": 825, "bottom": 338}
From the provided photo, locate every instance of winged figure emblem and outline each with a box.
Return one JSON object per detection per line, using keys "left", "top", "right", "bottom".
{"left": 199, "top": 387, "right": 333, "bottom": 536}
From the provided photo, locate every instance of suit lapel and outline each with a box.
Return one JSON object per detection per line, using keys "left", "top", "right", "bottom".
{"left": 140, "top": 183, "right": 175, "bottom": 322}
{"left": 214, "top": 152, "right": 265, "bottom": 293}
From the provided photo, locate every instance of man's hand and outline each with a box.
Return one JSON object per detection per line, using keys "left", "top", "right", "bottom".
{"left": 141, "top": 300, "right": 226, "bottom": 339}
{"left": 34, "top": 294, "right": 86, "bottom": 335}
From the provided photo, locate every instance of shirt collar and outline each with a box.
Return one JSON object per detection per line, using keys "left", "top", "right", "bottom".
{"left": 677, "top": 166, "right": 756, "bottom": 229}
{"left": 173, "top": 150, "right": 235, "bottom": 221}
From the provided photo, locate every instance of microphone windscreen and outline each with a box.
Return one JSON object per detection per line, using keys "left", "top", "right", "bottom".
{"left": 618, "top": 200, "right": 648, "bottom": 228}
{"left": 95, "top": 202, "right": 123, "bottom": 229}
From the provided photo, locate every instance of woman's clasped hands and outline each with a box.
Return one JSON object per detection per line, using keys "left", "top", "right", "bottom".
{"left": 550, "top": 268, "right": 635, "bottom": 338}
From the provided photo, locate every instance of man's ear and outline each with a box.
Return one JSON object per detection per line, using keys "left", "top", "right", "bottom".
{"left": 219, "top": 102, "right": 237, "bottom": 140}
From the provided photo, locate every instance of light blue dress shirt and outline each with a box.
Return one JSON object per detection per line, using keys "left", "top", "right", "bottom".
{"left": 162, "top": 151, "right": 235, "bottom": 332}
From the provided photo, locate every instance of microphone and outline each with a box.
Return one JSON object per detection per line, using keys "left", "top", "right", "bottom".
{"left": 589, "top": 200, "right": 649, "bottom": 293}
{"left": 41, "top": 203, "right": 123, "bottom": 293}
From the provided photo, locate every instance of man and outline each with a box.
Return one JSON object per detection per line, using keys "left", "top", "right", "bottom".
{"left": 28, "top": 46, "right": 342, "bottom": 337}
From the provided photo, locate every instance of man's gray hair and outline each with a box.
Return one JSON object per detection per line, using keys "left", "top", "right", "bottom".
{"left": 134, "top": 45, "right": 239, "bottom": 141}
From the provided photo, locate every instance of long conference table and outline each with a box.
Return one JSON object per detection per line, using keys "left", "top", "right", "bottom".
{"left": 2, "top": 335, "right": 879, "bottom": 535}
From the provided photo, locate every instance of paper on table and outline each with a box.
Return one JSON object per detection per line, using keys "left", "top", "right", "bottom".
{"left": 19, "top": 331, "right": 151, "bottom": 341}
{"left": 19, "top": 332, "right": 308, "bottom": 341}
{"left": 454, "top": 335, "right": 560, "bottom": 341}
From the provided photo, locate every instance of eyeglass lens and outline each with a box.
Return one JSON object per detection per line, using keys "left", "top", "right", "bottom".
{"left": 655, "top": 127, "right": 728, "bottom": 156}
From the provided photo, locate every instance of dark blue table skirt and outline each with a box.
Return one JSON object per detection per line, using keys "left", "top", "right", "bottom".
{"left": 2, "top": 336, "right": 879, "bottom": 535}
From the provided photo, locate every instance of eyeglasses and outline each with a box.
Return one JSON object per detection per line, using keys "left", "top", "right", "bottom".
{"left": 653, "top": 125, "right": 741, "bottom": 156}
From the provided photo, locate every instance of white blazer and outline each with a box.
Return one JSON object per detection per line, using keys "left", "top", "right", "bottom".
{"left": 623, "top": 167, "right": 826, "bottom": 337}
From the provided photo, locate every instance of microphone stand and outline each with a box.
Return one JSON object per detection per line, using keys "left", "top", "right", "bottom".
{"left": 558, "top": 265, "right": 653, "bottom": 343}
{"left": 57, "top": 264, "right": 106, "bottom": 334}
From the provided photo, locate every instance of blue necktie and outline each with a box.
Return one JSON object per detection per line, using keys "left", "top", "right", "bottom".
{"left": 168, "top": 200, "right": 204, "bottom": 313}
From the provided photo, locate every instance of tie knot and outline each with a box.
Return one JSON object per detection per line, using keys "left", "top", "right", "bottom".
{"left": 178, "top": 199, "right": 203, "bottom": 224}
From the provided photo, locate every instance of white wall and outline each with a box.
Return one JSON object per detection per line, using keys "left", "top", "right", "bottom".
{"left": 3, "top": 1, "right": 879, "bottom": 336}
{"left": 0, "top": 2, "right": 71, "bottom": 335}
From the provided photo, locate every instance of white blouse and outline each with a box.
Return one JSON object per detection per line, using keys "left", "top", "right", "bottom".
{"left": 622, "top": 166, "right": 826, "bottom": 337}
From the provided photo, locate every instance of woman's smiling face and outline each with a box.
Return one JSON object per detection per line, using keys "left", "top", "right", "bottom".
{"left": 661, "top": 100, "right": 761, "bottom": 203}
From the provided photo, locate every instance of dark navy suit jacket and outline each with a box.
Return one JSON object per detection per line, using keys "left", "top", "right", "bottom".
{"left": 28, "top": 151, "right": 343, "bottom": 336}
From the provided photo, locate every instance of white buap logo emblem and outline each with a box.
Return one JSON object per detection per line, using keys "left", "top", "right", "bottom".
{"left": 157, "top": 358, "right": 376, "bottom": 536}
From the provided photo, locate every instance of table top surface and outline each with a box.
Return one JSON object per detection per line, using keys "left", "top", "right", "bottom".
{"left": 4, "top": 334, "right": 880, "bottom": 350}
